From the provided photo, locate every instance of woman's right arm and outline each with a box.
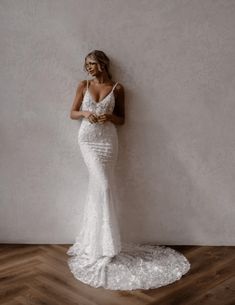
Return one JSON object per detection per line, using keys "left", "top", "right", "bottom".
{"left": 70, "top": 80, "right": 90, "bottom": 120}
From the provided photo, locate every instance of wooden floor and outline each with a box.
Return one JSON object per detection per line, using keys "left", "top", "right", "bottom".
{"left": 0, "top": 244, "right": 234, "bottom": 305}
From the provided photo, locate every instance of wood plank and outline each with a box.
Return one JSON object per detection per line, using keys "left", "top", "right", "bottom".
{"left": 0, "top": 282, "right": 28, "bottom": 304}
{"left": 189, "top": 276, "right": 235, "bottom": 305}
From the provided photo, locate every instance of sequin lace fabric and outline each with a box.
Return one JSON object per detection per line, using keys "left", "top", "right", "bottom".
{"left": 67, "top": 80, "right": 191, "bottom": 290}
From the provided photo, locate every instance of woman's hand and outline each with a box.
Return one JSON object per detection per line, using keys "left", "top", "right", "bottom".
{"left": 97, "top": 114, "right": 112, "bottom": 124}
{"left": 83, "top": 111, "right": 98, "bottom": 123}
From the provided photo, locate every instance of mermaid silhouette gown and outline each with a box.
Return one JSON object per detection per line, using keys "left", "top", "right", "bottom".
{"left": 67, "top": 80, "right": 190, "bottom": 290}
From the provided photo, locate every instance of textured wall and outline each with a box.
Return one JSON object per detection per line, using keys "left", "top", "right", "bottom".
{"left": 1, "top": 0, "right": 235, "bottom": 245}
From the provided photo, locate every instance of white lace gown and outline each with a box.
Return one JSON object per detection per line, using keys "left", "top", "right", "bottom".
{"left": 67, "top": 80, "right": 191, "bottom": 290}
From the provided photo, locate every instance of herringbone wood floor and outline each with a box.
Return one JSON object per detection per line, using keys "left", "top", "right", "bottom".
{"left": 0, "top": 244, "right": 234, "bottom": 305}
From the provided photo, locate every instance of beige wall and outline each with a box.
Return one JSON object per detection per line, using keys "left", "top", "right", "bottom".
{"left": 1, "top": 0, "right": 235, "bottom": 245}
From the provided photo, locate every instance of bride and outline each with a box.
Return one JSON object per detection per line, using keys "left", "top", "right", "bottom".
{"left": 67, "top": 50, "right": 190, "bottom": 290}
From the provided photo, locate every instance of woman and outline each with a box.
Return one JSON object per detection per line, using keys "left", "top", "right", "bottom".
{"left": 67, "top": 50, "right": 190, "bottom": 290}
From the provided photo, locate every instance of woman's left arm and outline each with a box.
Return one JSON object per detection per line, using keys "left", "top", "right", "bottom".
{"left": 97, "top": 83, "right": 125, "bottom": 125}
{"left": 109, "top": 83, "right": 125, "bottom": 125}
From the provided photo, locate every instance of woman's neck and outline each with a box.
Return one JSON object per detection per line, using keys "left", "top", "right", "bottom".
{"left": 93, "top": 72, "right": 110, "bottom": 84}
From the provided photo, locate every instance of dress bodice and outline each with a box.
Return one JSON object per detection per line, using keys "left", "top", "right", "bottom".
{"left": 80, "top": 81, "right": 118, "bottom": 115}
{"left": 78, "top": 81, "right": 119, "bottom": 144}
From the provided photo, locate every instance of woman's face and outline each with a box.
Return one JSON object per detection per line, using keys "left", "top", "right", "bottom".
{"left": 85, "top": 57, "right": 101, "bottom": 76}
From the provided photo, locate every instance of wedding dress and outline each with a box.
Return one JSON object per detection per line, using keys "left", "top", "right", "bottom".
{"left": 67, "top": 80, "right": 190, "bottom": 290}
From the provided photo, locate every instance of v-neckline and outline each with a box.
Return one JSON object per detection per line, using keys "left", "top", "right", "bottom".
{"left": 87, "top": 80, "right": 116, "bottom": 104}
{"left": 87, "top": 88, "right": 114, "bottom": 104}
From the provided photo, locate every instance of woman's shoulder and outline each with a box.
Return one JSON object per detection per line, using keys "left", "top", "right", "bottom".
{"left": 114, "top": 81, "right": 124, "bottom": 91}
{"left": 80, "top": 79, "right": 88, "bottom": 86}
{"left": 77, "top": 79, "right": 89, "bottom": 92}
{"left": 75, "top": 79, "right": 87, "bottom": 89}
{"left": 113, "top": 82, "right": 125, "bottom": 102}
{"left": 74, "top": 80, "right": 88, "bottom": 97}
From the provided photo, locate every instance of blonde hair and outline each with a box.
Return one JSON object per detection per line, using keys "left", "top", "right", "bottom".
{"left": 83, "top": 50, "right": 112, "bottom": 79}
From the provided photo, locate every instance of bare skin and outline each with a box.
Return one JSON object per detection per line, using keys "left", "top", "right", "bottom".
{"left": 70, "top": 57, "right": 125, "bottom": 125}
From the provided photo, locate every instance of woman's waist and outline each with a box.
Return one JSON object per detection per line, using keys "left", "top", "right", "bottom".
{"left": 80, "top": 119, "right": 116, "bottom": 130}
{"left": 79, "top": 119, "right": 117, "bottom": 138}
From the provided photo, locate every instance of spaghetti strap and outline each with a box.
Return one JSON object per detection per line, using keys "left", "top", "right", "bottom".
{"left": 111, "top": 82, "right": 118, "bottom": 92}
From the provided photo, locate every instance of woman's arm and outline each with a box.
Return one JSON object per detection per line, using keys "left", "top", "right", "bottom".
{"left": 108, "top": 113, "right": 125, "bottom": 125}
{"left": 95, "top": 83, "right": 125, "bottom": 125}
{"left": 109, "top": 83, "right": 125, "bottom": 125}
{"left": 70, "top": 80, "right": 90, "bottom": 120}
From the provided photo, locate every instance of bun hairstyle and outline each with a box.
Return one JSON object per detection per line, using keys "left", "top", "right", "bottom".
{"left": 83, "top": 50, "right": 112, "bottom": 79}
